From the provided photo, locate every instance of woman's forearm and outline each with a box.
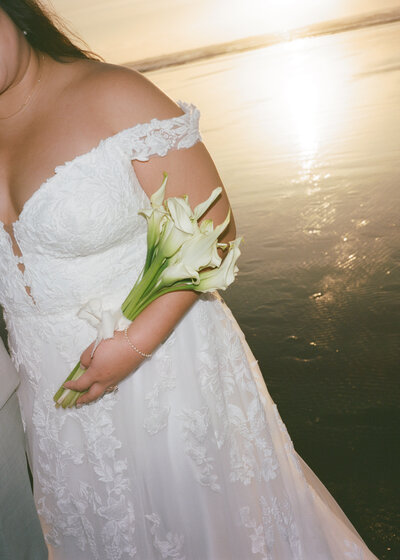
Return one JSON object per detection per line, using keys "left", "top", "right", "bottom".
{"left": 63, "top": 287, "right": 202, "bottom": 404}
{"left": 123, "top": 288, "right": 201, "bottom": 358}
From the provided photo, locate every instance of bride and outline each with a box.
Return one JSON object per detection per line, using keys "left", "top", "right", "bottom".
{"left": 0, "top": 1, "right": 379, "bottom": 559}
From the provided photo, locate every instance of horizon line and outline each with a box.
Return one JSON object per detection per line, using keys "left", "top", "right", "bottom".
{"left": 122, "top": 8, "right": 400, "bottom": 73}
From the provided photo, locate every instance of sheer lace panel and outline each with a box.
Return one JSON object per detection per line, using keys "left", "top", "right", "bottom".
{"left": 117, "top": 100, "right": 202, "bottom": 161}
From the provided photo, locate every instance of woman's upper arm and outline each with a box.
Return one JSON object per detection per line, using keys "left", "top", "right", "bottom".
{"left": 134, "top": 140, "right": 237, "bottom": 245}
{"left": 95, "top": 65, "right": 237, "bottom": 245}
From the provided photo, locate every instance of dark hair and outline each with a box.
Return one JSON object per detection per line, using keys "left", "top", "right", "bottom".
{"left": 0, "top": 0, "right": 104, "bottom": 62}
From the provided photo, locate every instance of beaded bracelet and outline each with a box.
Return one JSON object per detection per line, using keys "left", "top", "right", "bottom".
{"left": 124, "top": 327, "right": 152, "bottom": 358}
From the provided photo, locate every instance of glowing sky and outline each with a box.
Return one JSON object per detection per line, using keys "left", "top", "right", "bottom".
{"left": 49, "top": 0, "right": 400, "bottom": 64}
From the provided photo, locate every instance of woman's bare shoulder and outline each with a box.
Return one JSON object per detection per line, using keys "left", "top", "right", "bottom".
{"left": 72, "top": 59, "right": 185, "bottom": 133}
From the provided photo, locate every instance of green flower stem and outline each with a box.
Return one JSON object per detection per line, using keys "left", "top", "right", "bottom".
{"left": 121, "top": 251, "right": 165, "bottom": 316}
{"left": 125, "top": 282, "right": 195, "bottom": 321}
{"left": 124, "top": 259, "right": 170, "bottom": 316}
{"left": 54, "top": 362, "right": 87, "bottom": 408}
{"left": 143, "top": 243, "right": 157, "bottom": 274}
{"left": 53, "top": 361, "right": 81, "bottom": 401}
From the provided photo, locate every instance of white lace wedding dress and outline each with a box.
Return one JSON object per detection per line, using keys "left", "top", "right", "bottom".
{"left": 0, "top": 100, "right": 379, "bottom": 560}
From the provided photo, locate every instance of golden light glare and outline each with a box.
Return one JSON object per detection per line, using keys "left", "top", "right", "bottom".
{"left": 281, "top": 53, "right": 320, "bottom": 156}
{"left": 230, "top": 35, "right": 354, "bottom": 163}
{"left": 252, "top": 0, "right": 341, "bottom": 34}
{"left": 235, "top": 0, "right": 350, "bottom": 163}
{"left": 282, "top": 38, "right": 357, "bottom": 172}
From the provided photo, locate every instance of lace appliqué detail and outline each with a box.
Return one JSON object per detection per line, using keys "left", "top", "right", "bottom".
{"left": 145, "top": 512, "right": 186, "bottom": 560}
{"left": 195, "top": 294, "right": 280, "bottom": 486}
{"left": 240, "top": 505, "right": 273, "bottom": 559}
{"left": 120, "top": 100, "right": 202, "bottom": 162}
{"left": 34, "top": 390, "right": 136, "bottom": 559}
{"left": 177, "top": 406, "right": 221, "bottom": 492}
{"left": 143, "top": 331, "right": 177, "bottom": 435}
{"left": 240, "top": 494, "right": 303, "bottom": 560}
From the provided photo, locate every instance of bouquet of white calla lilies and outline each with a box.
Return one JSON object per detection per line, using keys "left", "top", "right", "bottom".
{"left": 53, "top": 172, "right": 243, "bottom": 408}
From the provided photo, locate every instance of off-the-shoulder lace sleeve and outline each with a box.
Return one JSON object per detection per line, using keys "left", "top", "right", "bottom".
{"left": 116, "top": 100, "right": 202, "bottom": 162}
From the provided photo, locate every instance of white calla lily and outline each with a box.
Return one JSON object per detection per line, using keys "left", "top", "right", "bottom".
{"left": 171, "top": 231, "right": 221, "bottom": 271}
{"left": 196, "top": 237, "right": 243, "bottom": 292}
{"left": 158, "top": 262, "right": 200, "bottom": 286}
{"left": 166, "top": 196, "right": 195, "bottom": 234}
{"left": 138, "top": 173, "right": 170, "bottom": 269}
{"left": 193, "top": 187, "right": 222, "bottom": 220}
{"left": 171, "top": 208, "right": 231, "bottom": 266}
{"left": 199, "top": 218, "right": 213, "bottom": 234}
{"left": 138, "top": 207, "right": 167, "bottom": 254}
{"left": 211, "top": 207, "right": 231, "bottom": 238}
{"left": 157, "top": 217, "right": 193, "bottom": 259}
{"left": 150, "top": 171, "right": 168, "bottom": 207}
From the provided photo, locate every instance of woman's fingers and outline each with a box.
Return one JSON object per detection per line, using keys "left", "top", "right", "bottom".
{"left": 80, "top": 342, "right": 95, "bottom": 368}
{"left": 63, "top": 362, "right": 119, "bottom": 406}
{"left": 63, "top": 367, "right": 96, "bottom": 392}
{"left": 76, "top": 382, "right": 105, "bottom": 406}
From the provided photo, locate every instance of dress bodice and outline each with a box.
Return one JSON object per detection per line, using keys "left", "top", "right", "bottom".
{"left": 0, "top": 101, "right": 202, "bottom": 318}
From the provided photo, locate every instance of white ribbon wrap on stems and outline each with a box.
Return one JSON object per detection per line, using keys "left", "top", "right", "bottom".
{"left": 77, "top": 298, "right": 133, "bottom": 358}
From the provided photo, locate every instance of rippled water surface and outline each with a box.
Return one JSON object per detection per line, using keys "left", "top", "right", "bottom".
{"left": 146, "top": 19, "right": 400, "bottom": 559}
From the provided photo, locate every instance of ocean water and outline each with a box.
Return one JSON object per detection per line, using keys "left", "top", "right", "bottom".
{"left": 141, "top": 14, "right": 400, "bottom": 559}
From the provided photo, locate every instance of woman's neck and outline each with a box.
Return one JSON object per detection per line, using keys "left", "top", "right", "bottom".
{"left": 0, "top": 48, "right": 45, "bottom": 121}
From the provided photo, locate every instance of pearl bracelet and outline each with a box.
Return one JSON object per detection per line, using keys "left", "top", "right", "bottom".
{"left": 124, "top": 327, "right": 152, "bottom": 358}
